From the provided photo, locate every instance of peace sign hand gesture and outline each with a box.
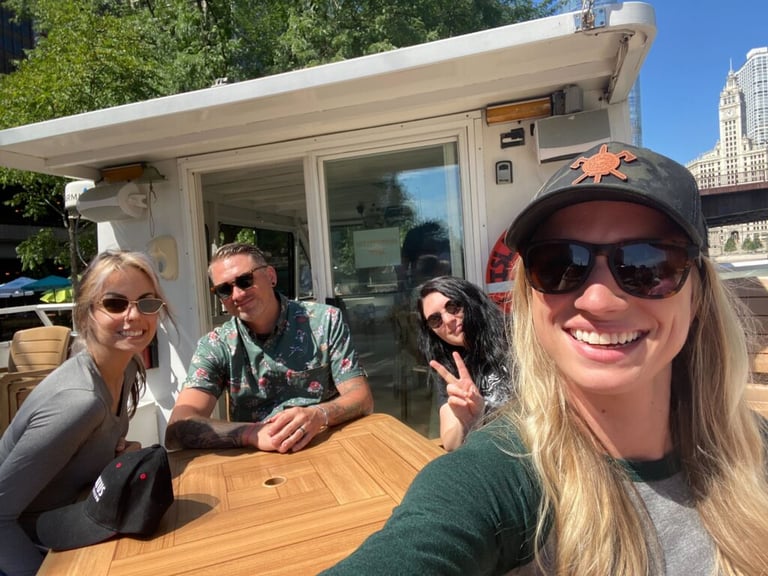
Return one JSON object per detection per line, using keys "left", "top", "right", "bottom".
{"left": 430, "top": 351, "right": 485, "bottom": 432}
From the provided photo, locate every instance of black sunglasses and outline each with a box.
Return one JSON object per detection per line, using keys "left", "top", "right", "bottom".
{"left": 522, "top": 239, "right": 700, "bottom": 299}
{"left": 210, "top": 265, "right": 268, "bottom": 300}
{"left": 425, "top": 299, "right": 463, "bottom": 330}
{"left": 101, "top": 297, "right": 165, "bottom": 315}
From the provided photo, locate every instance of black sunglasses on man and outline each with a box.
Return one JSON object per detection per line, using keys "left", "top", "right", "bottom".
{"left": 210, "top": 265, "right": 269, "bottom": 300}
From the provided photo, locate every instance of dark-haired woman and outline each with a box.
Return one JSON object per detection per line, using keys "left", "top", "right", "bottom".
{"left": 417, "top": 276, "right": 511, "bottom": 450}
{"left": 0, "top": 251, "right": 170, "bottom": 576}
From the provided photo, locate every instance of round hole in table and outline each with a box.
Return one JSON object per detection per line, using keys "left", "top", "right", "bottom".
{"left": 263, "top": 476, "right": 287, "bottom": 487}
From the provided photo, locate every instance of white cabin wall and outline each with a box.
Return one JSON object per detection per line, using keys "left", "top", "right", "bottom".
{"left": 606, "top": 101, "right": 632, "bottom": 144}
{"left": 481, "top": 118, "right": 554, "bottom": 250}
{"left": 479, "top": 92, "right": 631, "bottom": 269}
{"left": 95, "top": 158, "right": 205, "bottom": 444}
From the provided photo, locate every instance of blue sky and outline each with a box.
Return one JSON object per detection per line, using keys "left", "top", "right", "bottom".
{"left": 640, "top": 1, "right": 768, "bottom": 165}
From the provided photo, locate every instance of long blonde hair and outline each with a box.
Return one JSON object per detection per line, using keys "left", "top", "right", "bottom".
{"left": 504, "top": 256, "right": 768, "bottom": 575}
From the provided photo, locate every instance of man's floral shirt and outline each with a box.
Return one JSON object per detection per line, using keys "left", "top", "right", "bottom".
{"left": 184, "top": 294, "right": 365, "bottom": 422}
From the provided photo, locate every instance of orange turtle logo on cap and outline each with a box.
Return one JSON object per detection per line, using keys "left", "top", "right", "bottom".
{"left": 569, "top": 144, "right": 637, "bottom": 184}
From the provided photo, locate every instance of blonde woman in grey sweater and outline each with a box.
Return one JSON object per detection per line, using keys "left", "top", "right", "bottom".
{"left": 0, "top": 250, "right": 170, "bottom": 576}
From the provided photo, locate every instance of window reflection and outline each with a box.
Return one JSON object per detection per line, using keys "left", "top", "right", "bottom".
{"left": 325, "top": 142, "right": 464, "bottom": 437}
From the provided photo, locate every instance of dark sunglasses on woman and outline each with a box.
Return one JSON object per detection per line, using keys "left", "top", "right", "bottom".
{"left": 522, "top": 239, "right": 700, "bottom": 299}
{"left": 425, "top": 299, "right": 463, "bottom": 330}
{"left": 100, "top": 297, "right": 165, "bottom": 315}
{"left": 210, "top": 265, "right": 268, "bottom": 300}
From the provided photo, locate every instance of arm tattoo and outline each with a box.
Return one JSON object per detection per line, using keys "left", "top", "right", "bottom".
{"left": 327, "top": 379, "right": 373, "bottom": 425}
{"left": 166, "top": 418, "right": 251, "bottom": 450}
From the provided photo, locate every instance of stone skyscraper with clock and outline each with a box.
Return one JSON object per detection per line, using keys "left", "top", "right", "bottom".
{"left": 687, "top": 48, "right": 768, "bottom": 256}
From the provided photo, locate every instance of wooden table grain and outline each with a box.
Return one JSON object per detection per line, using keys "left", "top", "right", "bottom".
{"left": 38, "top": 413, "right": 445, "bottom": 576}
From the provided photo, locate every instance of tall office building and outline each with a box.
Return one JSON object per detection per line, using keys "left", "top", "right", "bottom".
{"left": 0, "top": 5, "right": 34, "bottom": 74}
{"left": 736, "top": 47, "right": 768, "bottom": 147}
{"left": 687, "top": 51, "right": 768, "bottom": 256}
{"left": 0, "top": 7, "right": 37, "bottom": 281}
{"left": 558, "top": 0, "right": 642, "bottom": 146}
{"left": 627, "top": 75, "right": 643, "bottom": 146}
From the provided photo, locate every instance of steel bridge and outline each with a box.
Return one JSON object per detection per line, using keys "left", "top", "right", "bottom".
{"left": 699, "top": 170, "right": 768, "bottom": 227}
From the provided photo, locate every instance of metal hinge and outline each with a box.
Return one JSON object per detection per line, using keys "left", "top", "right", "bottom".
{"left": 575, "top": 5, "right": 606, "bottom": 31}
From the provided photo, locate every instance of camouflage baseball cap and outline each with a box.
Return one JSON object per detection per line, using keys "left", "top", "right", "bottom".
{"left": 504, "top": 141, "right": 708, "bottom": 254}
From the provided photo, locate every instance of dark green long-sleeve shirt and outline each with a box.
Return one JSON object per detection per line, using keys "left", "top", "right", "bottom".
{"left": 321, "top": 421, "right": 718, "bottom": 575}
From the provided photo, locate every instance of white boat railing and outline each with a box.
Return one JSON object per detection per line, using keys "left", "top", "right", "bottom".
{"left": 0, "top": 302, "right": 75, "bottom": 326}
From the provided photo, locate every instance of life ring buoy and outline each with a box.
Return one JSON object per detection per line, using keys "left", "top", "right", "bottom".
{"left": 485, "top": 231, "right": 518, "bottom": 312}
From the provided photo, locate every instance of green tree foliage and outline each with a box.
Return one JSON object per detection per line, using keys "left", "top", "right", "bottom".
{"left": 229, "top": 0, "right": 559, "bottom": 79}
{"left": 0, "top": 0, "right": 234, "bottom": 275}
{"left": 724, "top": 235, "right": 738, "bottom": 253}
{"left": 0, "top": 0, "right": 559, "bottom": 275}
{"left": 234, "top": 228, "right": 258, "bottom": 246}
{"left": 742, "top": 233, "right": 764, "bottom": 252}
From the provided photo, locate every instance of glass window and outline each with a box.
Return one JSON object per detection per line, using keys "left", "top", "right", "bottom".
{"left": 324, "top": 142, "right": 464, "bottom": 437}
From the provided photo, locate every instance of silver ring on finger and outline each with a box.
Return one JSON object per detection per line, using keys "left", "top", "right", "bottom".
{"left": 298, "top": 425, "right": 306, "bottom": 436}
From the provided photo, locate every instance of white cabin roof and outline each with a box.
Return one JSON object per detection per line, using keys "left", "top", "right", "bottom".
{"left": 0, "top": 2, "right": 655, "bottom": 180}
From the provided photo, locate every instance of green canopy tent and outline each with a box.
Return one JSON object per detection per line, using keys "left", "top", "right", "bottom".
{"left": 25, "top": 275, "right": 73, "bottom": 303}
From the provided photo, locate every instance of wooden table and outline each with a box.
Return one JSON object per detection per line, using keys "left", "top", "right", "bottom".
{"left": 38, "top": 413, "right": 445, "bottom": 576}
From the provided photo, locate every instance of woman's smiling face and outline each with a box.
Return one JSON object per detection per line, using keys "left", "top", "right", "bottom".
{"left": 91, "top": 267, "right": 160, "bottom": 356}
{"left": 529, "top": 200, "right": 696, "bottom": 400}
{"left": 421, "top": 291, "right": 466, "bottom": 348}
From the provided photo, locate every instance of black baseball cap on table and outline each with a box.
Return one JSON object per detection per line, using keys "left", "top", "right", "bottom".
{"left": 37, "top": 444, "right": 174, "bottom": 551}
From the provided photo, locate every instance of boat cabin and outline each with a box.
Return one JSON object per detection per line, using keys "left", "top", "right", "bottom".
{"left": 0, "top": 2, "right": 656, "bottom": 443}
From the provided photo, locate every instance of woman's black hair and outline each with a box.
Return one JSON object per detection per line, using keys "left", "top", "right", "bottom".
{"left": 416, "top": 276, "right": 508, "bottom": 384}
